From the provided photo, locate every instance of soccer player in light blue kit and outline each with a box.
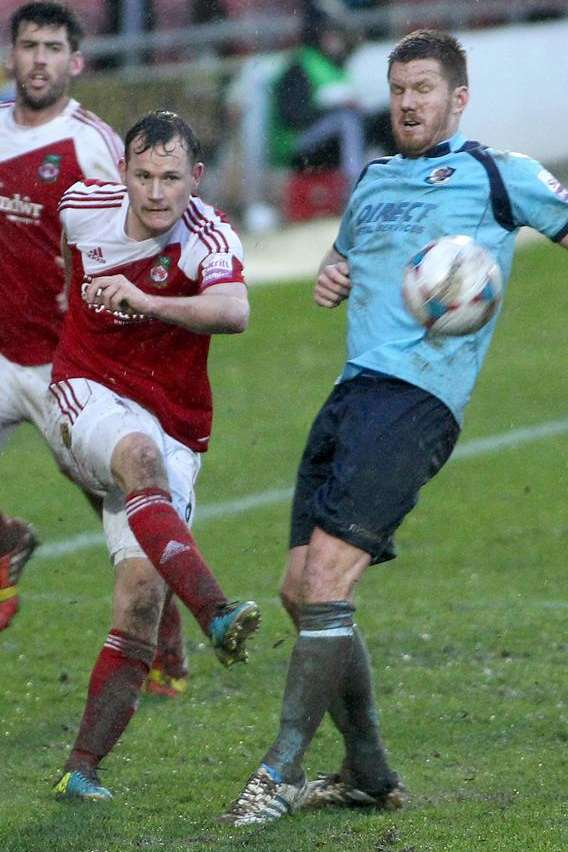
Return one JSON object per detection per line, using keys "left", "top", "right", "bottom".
{"left": 222, "top": 30, "right": 568, "bottom": 825}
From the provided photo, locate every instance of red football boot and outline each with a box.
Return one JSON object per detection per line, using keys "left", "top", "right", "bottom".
{"left": 0, "top": 516, "right": 38, "bottom": 630}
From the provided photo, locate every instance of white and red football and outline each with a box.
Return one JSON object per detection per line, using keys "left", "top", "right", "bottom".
{"left": 403, "top": 235, "right": 502, "bottom": 336}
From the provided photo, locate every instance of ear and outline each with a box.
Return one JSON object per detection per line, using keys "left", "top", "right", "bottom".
{"left": 191, "top": 161, "right": 205, "bottom": 188}
{"left": 118, "top": 157, "right": 127, "bottom": 184}
{"left": 453, "top": 85, "right": 469, "bottom": 115}
{"left": 69, "top": 51, "right": 85, "bottom": 79}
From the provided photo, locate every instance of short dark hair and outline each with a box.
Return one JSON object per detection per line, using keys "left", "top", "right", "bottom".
{"left": 11, "top": 2, "right": 84, "bottom": 52}
{"left": 388, "top": 30, "right": 468, "bottom": 89}
{"left": 124, "top": 110, "right": 202, "bottom": 165}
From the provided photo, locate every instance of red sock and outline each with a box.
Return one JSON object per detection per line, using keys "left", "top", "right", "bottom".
{"left": 66, "top": 629, "right": 155, "bottom": 772}
{"left": 125, "top": 488, "right": 227, "bottom": 634}
{"left": 153, "top": 595, "right": 188, "bottom": 678}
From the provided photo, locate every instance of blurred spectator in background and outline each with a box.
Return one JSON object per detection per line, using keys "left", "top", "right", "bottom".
{"left": 207, "top": 1, "right": 400, "bottom": 231}
{"left": 270, "top": 8, "right": 366, "bottom": 201}
{"left": 224, "top": 5, "right": 368, "bottom": 233}
{"left": 227, "top": 3, "right": 394, "bottom": 232}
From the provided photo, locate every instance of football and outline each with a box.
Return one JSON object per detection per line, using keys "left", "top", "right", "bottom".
{"left": 403, "top": 235, "right": 502, "bottom": 336}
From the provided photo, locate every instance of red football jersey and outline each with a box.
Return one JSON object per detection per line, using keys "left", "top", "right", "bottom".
{"left": 53, "top": 180, "right": 246, "bottom": 452}
{"left": 0, "top": 98, "right": 123, "bottom": 366}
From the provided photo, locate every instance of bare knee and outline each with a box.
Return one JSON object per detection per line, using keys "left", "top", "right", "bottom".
{"left": 119, "top": 579, "right": 164, "bottom": 641}
{"left": 130, "top": 578, "right": 163, "bottom": 626}
{"left": 111, "top": 432, "right": 167, "bottom": 493}
{"left": 302, "top": 527, "right": 370, "bottom": 603}
{"left": 279, "top": 545, "right": 307, "bottom": 627}
{"left": 113, "top": 558, "right": 166, "bottom": 643}
{"left": 279, "top": 589, "right": 300, "bottom": 629}
{"left": 302, "top": 560, "right": 344, "bottom": 604}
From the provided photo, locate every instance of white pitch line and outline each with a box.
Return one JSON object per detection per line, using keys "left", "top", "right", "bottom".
{"left": 451, "top": 417, "right": 568, "bottom": 459}
{"left": 34, "top": 416, "right": 568, "bottom": 561}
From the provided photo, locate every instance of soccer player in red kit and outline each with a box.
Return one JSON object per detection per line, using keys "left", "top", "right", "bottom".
{"left": 46, "top": 109, "right": 260, "bottom": 801}
{"left": 0, "top": 2, "right": 189, "bottom": 700}
{"left": 0, "top": 2, "right": 121, "bottom": 624}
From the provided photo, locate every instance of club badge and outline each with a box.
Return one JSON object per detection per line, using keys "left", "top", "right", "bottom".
{"left": 150, "top": 255, "right": 171, "bottom": 287}
{"left": 425, "top": 166, "right": 456, "bottom": 185}
{"left": 38, "top": 154, "right": 62, "bottom": 182}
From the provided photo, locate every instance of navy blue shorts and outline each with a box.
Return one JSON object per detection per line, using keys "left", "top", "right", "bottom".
{"left": 289, "top": 372, "right": 460, "bottom": 564}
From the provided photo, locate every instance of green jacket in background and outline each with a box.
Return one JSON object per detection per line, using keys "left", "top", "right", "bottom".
{"left": 269, "top": 46, "right": 349, "bottom": 167}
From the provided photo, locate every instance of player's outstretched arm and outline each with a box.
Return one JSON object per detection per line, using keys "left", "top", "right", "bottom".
{"left": 314, "top": 246, "right": 352, "bottom": 309}
{"left": 83, "top": 275, "right": 249, "bottom": 335}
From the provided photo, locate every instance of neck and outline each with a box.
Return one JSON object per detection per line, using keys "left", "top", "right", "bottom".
{"left": 13, "top": 96, "right": 69, "bottom": 128}
{"left": 124, "top": 207, "right": 155, "bottom": 242}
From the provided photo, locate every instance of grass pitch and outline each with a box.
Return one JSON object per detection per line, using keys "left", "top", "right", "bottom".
{"left": 0, "top": 240, "right": 567, "bottom": 851}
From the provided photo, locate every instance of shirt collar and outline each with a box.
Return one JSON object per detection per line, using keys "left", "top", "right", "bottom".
{"left": 402, "top": 131, "right": 467, "bottom": 159}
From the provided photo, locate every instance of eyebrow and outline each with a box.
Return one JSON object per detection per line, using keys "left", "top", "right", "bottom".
{"left": 19, "top": 38, "right": 67, "bottom": 47}
{"left": 134, "top": 169, "right": 183, "bottom": 176}
{"left": 391, "top": 72, "right": 440, "bottom": 85}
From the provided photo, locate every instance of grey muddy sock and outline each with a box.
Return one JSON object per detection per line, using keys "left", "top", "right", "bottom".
{"left": 262, "top": 600, "right": 354, "bottom": 782}
{"left": 329, "top": 626, "right": 398, "bottom": 794}
{"left": 280, "top": 596, "right": 397, "bottom": 793}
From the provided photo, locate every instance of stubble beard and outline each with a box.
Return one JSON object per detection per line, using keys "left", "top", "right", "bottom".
{"left": 17, "top": 77, "right": 67, "bottom": 112}
{"left": 394, "top": 107, "right": 454, "bottom": 158}
{"left": 395, "top": 136, "right": 423, "bottom": 157}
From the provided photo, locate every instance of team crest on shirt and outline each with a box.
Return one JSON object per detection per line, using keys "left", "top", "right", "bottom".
{"left": 37, "top": 154, "right": 62, "bottom": 182}
{"left": 425, "top": 166, "right": 456, "bottom": 185}
{"left": 150, "top": 255, "right": 171, "bottom": 286}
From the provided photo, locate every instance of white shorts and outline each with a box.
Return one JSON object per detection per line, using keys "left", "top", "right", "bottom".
{"left": 44, "top": 378, "right": 202, "bottom": 566}
{"left": 0, "top": 353, "right": 52, "bottom": 449}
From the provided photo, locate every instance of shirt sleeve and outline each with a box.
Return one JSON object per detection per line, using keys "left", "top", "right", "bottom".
{"left": 58, "top": 179, "right": 123, "bottom": 245}
{"left": 58, "top": 179, "right": 84, "bottom": 238}
{"left": 178, "top": 207, "right": 246, "bottom": 291}
{"left": 498, "top": 151, "right": 568, "bottom": 241}
{"left": 74, "top": 120, "right": 124, "bottom": 182}
{"left": 334, "top": 203, "right": 354, "bottom": 257}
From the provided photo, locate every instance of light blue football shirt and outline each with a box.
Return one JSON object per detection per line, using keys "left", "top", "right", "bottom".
{"left": 335, "top": 131, "right": 568, "bottom": 424}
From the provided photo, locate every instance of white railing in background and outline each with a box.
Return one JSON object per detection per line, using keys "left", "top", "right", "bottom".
{"left": 1, "top": 0, "right": 562, "bottom": 66}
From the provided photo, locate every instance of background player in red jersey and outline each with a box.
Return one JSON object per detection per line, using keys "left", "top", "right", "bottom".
{"left": 0, "top": 3, "right": 188, "bottom": 700}
{"left": 0, "top": 1, "right": 119, "bottom": 628}
{"left": 46, "top": 109, "right": 260, "bottom": 802}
